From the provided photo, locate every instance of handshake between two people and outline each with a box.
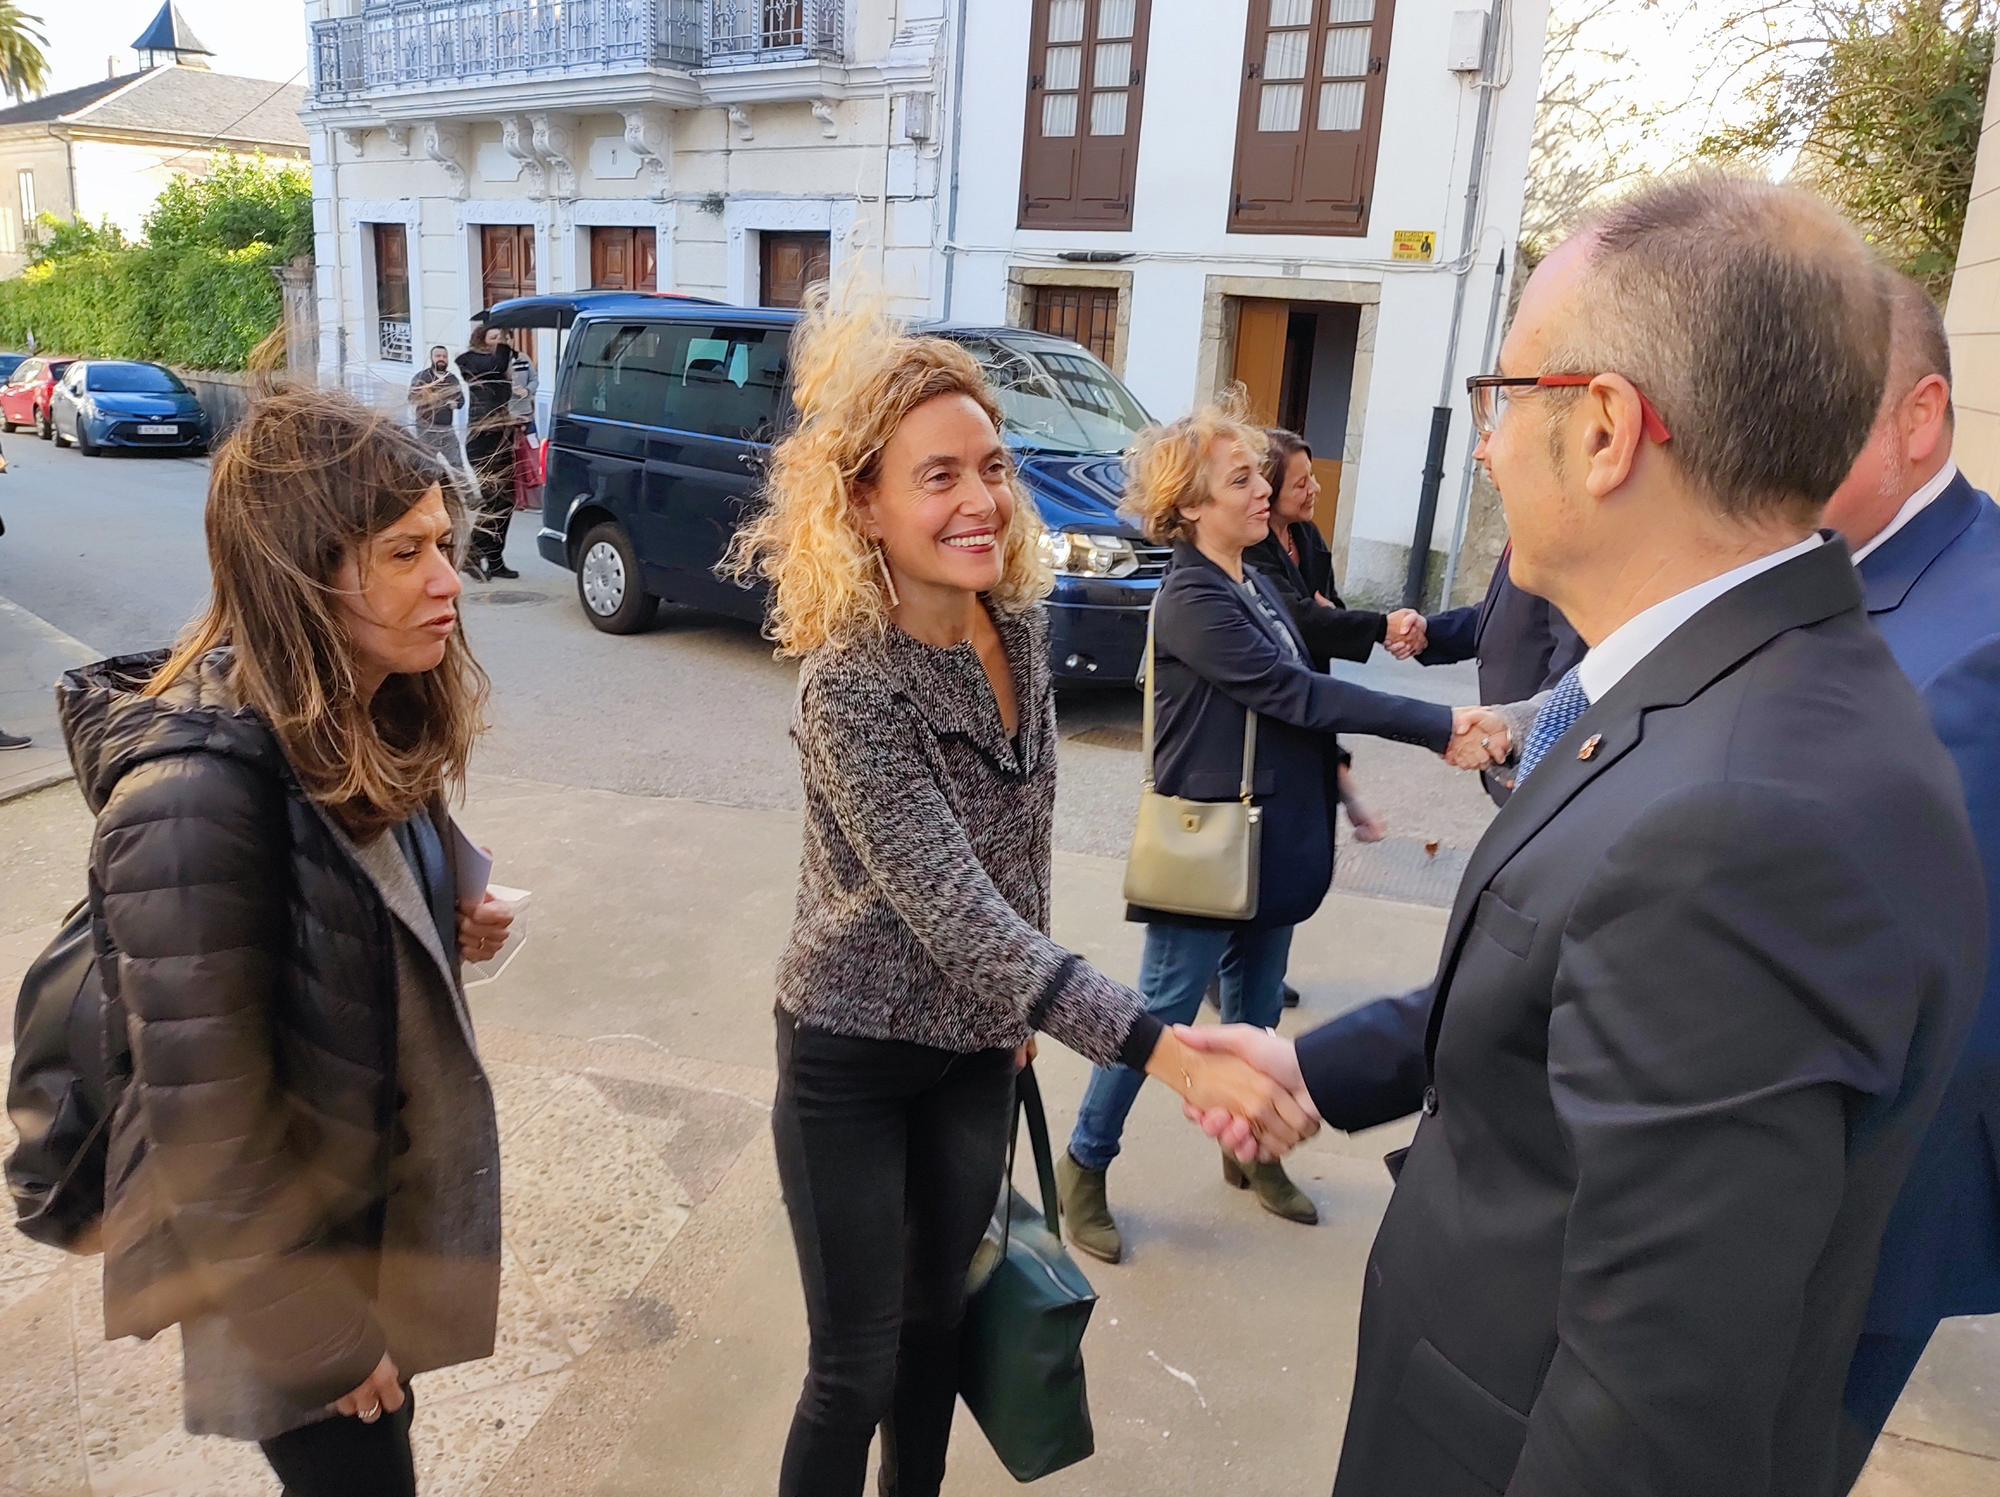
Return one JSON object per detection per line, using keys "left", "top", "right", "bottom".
{"left": 1375, "top": 608, "right": 1513, "bottom": 774}
{"left": 1167, "top": 1023, "right": 1314, "bottom": 1164}
{"left": 1143, "top": 1024, "right": 1320, "bottom": 1163}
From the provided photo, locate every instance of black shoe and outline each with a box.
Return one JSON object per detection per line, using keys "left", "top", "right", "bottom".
{"left": 486, "top": 563, "right": 520, "bottom": 580}
{"left": 0, "top": 729, "right": 29, "bottom": 751}
{"left": 1283, "top": 982, "right": 1301, "bottom": 1009}
{"left": 461, "top": 559, "right": 488, "bottom": 581}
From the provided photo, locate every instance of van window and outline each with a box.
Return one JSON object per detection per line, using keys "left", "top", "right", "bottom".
{"left": 565, "top": 320, "right": 786, "bottom": 442}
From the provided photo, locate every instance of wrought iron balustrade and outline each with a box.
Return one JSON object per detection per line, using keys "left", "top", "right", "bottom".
{"left": 311, "top": 0, "right": 707, "bottom": 98}
{"left": 709, "top": 0, "right": 843, "bottom": 64}
{"left": 379, "top": 317, "right": 414, "bottom": 363}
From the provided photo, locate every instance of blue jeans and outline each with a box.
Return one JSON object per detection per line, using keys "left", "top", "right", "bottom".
{"left": 1066, "top": 922, "right": 1295, "bottom": 1172}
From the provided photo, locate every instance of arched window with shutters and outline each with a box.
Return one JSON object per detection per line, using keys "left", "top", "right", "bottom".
{"left": 1018, "top": 0, "right": 1154, "bottom": 230}
{"left": 1229, "top": 0, "right": 1397, "bottom": 235}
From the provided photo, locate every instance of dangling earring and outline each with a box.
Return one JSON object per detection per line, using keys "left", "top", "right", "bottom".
{"left": 875, "top": 545, "right": 901, "bottom": 608}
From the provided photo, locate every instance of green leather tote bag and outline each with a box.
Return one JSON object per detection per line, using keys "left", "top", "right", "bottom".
{"left": 960, "top": 1065, "right": 1098, "bottom": 1481}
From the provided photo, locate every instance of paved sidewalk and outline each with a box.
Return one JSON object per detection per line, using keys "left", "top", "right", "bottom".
{"left": 0, "top": 596, "right": 94, "bottom": 804}
{"left": 2, "top": 775, "right": 1995, "bottom": 1496}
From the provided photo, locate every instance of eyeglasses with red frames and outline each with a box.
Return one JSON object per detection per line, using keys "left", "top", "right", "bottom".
{"left": 1466, "top": 373, "right": 1674, "bottom": 445}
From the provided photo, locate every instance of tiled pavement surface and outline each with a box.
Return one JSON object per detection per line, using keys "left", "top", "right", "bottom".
{"left": 1, "top": 770, "right": 1994, "bottom": 1495}
{"left": 0, "top": 1024, "right": 775, "bottom": 1497}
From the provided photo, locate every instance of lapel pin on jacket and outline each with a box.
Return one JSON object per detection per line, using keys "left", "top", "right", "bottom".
{"left": 1578, "top": 734, "right": 1603, "bottom": 762}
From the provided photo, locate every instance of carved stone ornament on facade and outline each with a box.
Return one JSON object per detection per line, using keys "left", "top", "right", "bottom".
{"left": 382, "top": 122, "right": 411, "bottom": 157}
{"left": 811, "top": 99, "right": 838, "bottom": 139}
{"left": 421, "top": 122, "right": 469, "bottom": 200}
{"left": 531, "top": 113, "right": 577, "bottom": 199}
{"left": 501, "top": 114, "right": 547, "bottom": 198}
{"left": 728, "top": 106, "right": 753, "bottom": 141}
{"left": 339, "top": 126, "right": 368, "bottom": 159}
{"left": 621, "top": 108, "right": 672, "bottom": 198}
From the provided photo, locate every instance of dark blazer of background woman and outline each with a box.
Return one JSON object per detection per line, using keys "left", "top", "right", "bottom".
{"left": 1244, "top": 520, "right": 1388, "bottom": 671}
{"left": 1132, "top": 543, "right": 1451, "bottom": 930}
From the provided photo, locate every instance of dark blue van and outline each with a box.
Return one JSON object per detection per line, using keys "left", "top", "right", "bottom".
{"left": 502, "top": 293, "right": 1164, "bottom": 684}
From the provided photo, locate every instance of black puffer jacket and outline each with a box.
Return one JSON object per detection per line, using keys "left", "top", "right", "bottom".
{"left": 60, "top": 649, "right": 424, "bottom": 1407}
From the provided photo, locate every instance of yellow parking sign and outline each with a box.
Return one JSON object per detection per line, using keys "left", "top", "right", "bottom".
{"left": 1393, "top": 229, "right": 1437, "bottom": 262}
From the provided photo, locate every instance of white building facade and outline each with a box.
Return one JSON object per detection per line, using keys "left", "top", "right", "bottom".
{"left": 304, "top": 0, "right": 1544, "bottom": 603}
{"left": 944, "top": 0, "right": 1547, "bottom": 604}
{"left": 302, "top": 0, "right": 948, "bottom": 407}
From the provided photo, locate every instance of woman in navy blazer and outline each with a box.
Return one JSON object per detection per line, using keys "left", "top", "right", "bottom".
{"left": 1056, "top": 403, "right": 1499, "bottom": 1261}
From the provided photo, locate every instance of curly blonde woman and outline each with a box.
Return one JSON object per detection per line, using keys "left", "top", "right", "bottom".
{"left": 728, "top": 295, "right": 1314, "bottom": 1497}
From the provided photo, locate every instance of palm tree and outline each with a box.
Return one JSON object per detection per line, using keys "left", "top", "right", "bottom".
{"left": 0, "top": 4, "right": 49, "bottom": 104}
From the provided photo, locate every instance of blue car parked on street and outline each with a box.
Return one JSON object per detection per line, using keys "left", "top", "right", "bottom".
{"left": 51, "top": 360, "right": 211, "bottom": 456}
{"left": 495, "top": 293, "right": 1164, "bottom": 685}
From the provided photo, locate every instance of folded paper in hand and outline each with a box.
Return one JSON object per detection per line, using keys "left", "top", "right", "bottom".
{"left": 451, "top": 820, "right": 529, "bottom": 988}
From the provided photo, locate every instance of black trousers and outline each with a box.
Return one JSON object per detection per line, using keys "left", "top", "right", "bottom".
{"left": 259, "top": 1387, "right": 416, "bottom": 1496}
{"left": 465, "top": 428, "right": 514, "bottom": 568}
{"left": 772, "top": 1010, "right": 1015, "bottom": 1497}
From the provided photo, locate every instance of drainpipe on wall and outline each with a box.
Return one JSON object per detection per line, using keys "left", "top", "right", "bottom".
{"left": 939, "top": 0, "right": 970, "bottom": 320}
{"left": 1402, "top": 0, "right": 1504, "bottom": 609}
{"left": 1439, "top": 245, "right": 1508, "bottom": 605}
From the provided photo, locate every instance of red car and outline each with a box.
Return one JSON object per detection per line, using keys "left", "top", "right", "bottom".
{"left": 0, "top": 356, "right": 75, "bottom": 440}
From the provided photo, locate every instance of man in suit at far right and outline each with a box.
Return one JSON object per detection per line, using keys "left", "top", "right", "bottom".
{"left": 1822, "top": 273, "right": 2000, "bottom": 1491}
{"left": 1181, "top": 176, "right": 1989, "bottom": 1497}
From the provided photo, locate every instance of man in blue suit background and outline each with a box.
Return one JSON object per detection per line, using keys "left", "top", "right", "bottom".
{"left": 1826, "top": 272, "right": 2000, "bottom": 1490}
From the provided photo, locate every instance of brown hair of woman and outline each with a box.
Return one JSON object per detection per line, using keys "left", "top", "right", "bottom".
{"left": 146, "top": 385, "right": 489, "bottom": 835}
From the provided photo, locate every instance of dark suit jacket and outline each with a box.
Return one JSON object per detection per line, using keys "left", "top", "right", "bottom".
{"left": 1296, "top": 540, "right": 1986, "bottom": 1497}
{"left": 1855, "top": 473, "right": 2000, "bottom": 1334}
{"left": 1130, "top": 543, "right": 1451, "bottom": 929}
{"left": 1244, "top": 522, "right": 1387, "bottom": 669}
{"left": 1420, "top": 544, "right": 1583, "bottom": 805}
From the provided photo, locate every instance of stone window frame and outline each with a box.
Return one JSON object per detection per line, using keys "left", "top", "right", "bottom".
{"left": 1194, "top": 272, "right": 1380, "bottom": 568}
{"left": 1004, "top": 265, "right": 1135, "bottom": 375}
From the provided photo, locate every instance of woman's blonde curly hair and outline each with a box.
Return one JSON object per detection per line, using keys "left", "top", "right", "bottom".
{"left": 724, "top": 287, "right": 1051, "bottom": 656}
{"left": 1120, "top": 386, "right": 1269, "bottom": 545}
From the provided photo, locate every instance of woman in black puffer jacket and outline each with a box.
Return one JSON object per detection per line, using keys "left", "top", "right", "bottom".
{"left": 58, "top": 388, "right": 514, "bottom": 1495}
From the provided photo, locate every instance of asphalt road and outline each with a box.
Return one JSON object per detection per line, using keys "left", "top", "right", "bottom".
{"left": 0, "top": 428, "right": 1496, "bottom": 896}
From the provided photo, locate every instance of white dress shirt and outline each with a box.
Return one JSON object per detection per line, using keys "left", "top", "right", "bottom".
{"left": 1849, "top": 459, "right": 1958, "bottom": 564}
{"left": 1577, "top": 534, "right": 1825, "bottom": 703}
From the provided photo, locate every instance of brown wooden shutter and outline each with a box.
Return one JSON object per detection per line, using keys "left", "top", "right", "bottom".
{"left": 589, "top": 228, "right": 660, "bottom": 291}
{"left": 372, "top": 223, "right": 411, "bottom": 362}
{"left": 1019, "top": 0, "right": 1153, "bottom": 231}
{"left": 591, "top": 226, "right": 631, "bottom": 290}
{"left": 636, "top": 227, "right": 658, "bottom": 291}
{"left": 1229, "top": 0, "right": 1396, "bottom": 236}
{"left": 373, "top": 224, "right": 409, "bottom": 319}
{"left": 760, "top": 231, "right": 832, "bottom": 309}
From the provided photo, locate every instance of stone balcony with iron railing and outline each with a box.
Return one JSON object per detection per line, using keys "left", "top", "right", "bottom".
{"left": 310, "top": 0, "right": 847, "bottom": 106}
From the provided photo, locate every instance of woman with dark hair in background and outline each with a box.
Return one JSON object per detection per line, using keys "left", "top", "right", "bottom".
{"left": 457, "top": 322, "right": 520, "bottom": 581}
{"left": 59, "top": 388, "right": 513, "bottom": 1494}
{"left": 1245, "top": 428, "right": 1430, "bottom": 841}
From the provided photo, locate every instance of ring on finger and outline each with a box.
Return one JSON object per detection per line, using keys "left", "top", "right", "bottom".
{"left": 358, "top": 1403, "right": 382, "bottom": 1423}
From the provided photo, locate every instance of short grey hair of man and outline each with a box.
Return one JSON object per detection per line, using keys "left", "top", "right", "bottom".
{"left": 1884, "top": 270, "right": 1954, "bottom": 424}
{"left": 1549, "top": 174, "right": 1890, "bottom": 522}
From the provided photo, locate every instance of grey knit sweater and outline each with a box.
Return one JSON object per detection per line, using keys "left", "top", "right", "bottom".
{"left": 776, "top": 605, "right": 1161, "bottom": 1071}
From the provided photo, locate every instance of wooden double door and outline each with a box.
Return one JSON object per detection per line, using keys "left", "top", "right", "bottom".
{"left": 481, "top": 224, "right": 537, "bottom": 360}
{"left": 759, "top": 231, "right": 830, "bottom": 310}
{"left": 591, "top": 226, "right": 658, "bottom": 292}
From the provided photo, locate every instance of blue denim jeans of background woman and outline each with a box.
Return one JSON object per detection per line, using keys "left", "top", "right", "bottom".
{"left": 1067, "top": 922, "right": 1294, "bottom": 1171}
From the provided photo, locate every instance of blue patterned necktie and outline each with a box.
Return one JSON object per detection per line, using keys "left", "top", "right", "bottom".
{"left": 1514, "top": 666, "right": 1591, "bottom": 786}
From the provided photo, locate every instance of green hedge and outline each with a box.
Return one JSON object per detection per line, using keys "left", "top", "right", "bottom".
{"left": 0, "top": 241, "right": 288, "bottom": 371}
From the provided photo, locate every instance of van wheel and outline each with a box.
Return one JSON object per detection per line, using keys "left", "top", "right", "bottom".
{"left": 576, "top": 522, "right": 658, "bottom": 634}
